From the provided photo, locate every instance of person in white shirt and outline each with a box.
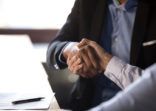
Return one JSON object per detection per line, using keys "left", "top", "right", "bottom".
{"left": 89, "top": 64, "right": 156, "bottom": 111}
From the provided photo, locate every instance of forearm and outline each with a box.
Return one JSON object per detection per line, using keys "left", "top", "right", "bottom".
{"left": 104, "top": 56, "right": 142, "bottom": 89}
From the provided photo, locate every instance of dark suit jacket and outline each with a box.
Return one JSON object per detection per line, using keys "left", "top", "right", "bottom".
{"left": 47, "top": 0, "right": 156, "bottom": 110}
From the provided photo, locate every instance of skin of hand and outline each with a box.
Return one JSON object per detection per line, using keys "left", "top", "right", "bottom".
{"left": 78, "top": 38, "right": 113, "bottom": 72}
{"left": 66, "top": 45, "right": 99, "bottom": 78}
{"left": 62, "top": 42, "right": 97, "bottom": 77}
{"left": 63, "top": 38, "right": 112, "bottom": 78}
{"left": 66, "top": 38, "right": 113, "bottom": 78}
{"left": 63, "top": 41, "right": 100, "bottom": 77}
{"left": 75, "top": 45, "right": 100, "bottom": 77}
{"left": 62, "top": 42, "right": 79, "bottom": 60}
{"left": 62, "top": 42, "right": 84, "bottom": 76}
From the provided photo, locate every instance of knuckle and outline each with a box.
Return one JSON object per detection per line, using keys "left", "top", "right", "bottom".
{"left": 92, "top": 41, "right": 96, "bottom": 44}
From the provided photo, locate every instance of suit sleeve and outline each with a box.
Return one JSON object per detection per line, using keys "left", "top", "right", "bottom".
{"left": 46, "top": 0, "right": 80, "bottom": 70}
{"left": 90, "top": 64, "right": 156, "bottom": 111}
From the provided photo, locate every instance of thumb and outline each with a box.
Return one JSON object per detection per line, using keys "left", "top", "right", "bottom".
{"left": 77, "top": 38, "right": 90, "bottom": 48}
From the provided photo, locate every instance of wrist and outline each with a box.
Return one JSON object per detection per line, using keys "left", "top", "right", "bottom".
{"left": 101, "top": 52, "right": 112, "bottom": 71}
{"left": 62, "top": 42, "right": 79, "bottom": 60}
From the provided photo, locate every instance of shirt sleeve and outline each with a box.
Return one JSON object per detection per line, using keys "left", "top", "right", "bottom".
{"left": 104, "top": 56, "right": 143, "bottom": 89}
{"left": 90, "top": 64, "right": 156, "bottom": 111}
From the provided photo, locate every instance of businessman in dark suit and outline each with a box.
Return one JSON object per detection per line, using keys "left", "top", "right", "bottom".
{"left": 47, "top": 0, "right": 156, "bottom": 110}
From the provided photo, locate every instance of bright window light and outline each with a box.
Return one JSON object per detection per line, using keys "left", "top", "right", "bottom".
{"left": 0, "top": 0, "right": 75, "bottom": 29}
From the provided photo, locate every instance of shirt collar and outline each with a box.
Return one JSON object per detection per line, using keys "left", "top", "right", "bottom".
{"left": 112, "top": 0, "right": 138, "bottom": 11}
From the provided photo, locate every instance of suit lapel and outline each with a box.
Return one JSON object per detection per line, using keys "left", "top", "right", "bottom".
{"left": 90, "top": 0, "right": 107, "bottom": 43}
{"left": 130, "top": 1, "right": 150, "bottom": 65}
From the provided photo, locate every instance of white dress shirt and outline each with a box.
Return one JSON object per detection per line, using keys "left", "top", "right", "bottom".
{"left": 90, "top": 64, "right": 156, "bottom": 111}
{"left": 105, "top": 56, "right": 142, "bottom": 89}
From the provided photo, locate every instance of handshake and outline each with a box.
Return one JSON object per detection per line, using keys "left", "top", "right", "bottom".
{"left": 63, "top": 38, "right": 112, "bottom": 78}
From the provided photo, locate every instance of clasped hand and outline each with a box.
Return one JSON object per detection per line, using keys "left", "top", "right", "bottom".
{"left": 63, "top": 38, "right": 112, "bottom": 78}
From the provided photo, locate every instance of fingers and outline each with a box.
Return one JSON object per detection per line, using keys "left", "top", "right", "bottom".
{"left": 76, "top": 45, "right": 100, "bottom": 77}
{"left": 85, "top": 45, "right": 100, "bottom": 70}
{"left": 67, "top": 53, "right": 97, "bottom": 78}
{"left": 67, "top": 55, "right": 81, "bottom": 71}
{"left": 87, "top": 40, "right": 112, "bottom": 71}
{"left": 78, "top": 47, "right": 92, "bottom": 72}
{"left": 67, "top": 55, "right": 78, "bottom": 67}
{"left": 81, "top": 45, "right": 99, "bottom": 69}
{"left": 67, "top": 38, "right": 105, "bottom": 78}
{"left": 67, "top": 55, "right": 85, "bottom": 75}
{"left": 79, "top": 38, "right": 102, "bottom": 53}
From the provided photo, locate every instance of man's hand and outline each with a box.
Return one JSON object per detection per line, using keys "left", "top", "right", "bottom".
{"left": 62, "top": 42, "right": 93, "bottom": 77}
{"left": 79, "top": 38, "right": 112, "bottom": 71}
{"left": 63, "top": 42, "right": 99, "bottom": 77}
{"left": 63, "top": 42, "right": 79, "bottom": 60}
{"left": 64, "top": 39, "right": 112, "bottom": 78}
{"left": 70, "top": 45, "right": 100, "bottom": 77}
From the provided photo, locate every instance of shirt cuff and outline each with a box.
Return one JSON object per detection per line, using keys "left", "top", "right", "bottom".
{"left": 104, "top": 56, "right": 126, "bottom": 89}
{"left": 59, "top": 42, "right": 78, "bottom": 64}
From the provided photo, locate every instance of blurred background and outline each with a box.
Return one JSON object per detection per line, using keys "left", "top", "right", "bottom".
{"left": 0, "top": 0, "right": 74, "bottom": 29}
{"left": 0, "top": 0, "right": 74, "bottom": 63}
{"left": 0, "top": 0, "right": 78, "bottom": 109}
